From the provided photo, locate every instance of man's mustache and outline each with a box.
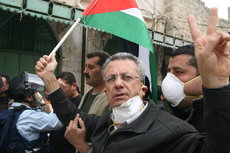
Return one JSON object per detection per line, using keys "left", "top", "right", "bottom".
{"left": 84, "top": 74, "right": 90, "bottom": 79}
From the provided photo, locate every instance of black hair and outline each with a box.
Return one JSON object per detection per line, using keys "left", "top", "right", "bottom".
{"left": 171, "top": 44, "right": 197, "bottom": 68}
{"left": 87, "top": 51, "right": 110, "bottom": 67}
{"left": 157, "top": 85, "right": 163, "bottom": 100}
{"left": 57, "top": 72, "right": 76, "bottom": 84}
{"left": 144, "top": 76, "right": 152, "bottom": 99}
{"left": 57, "top": 72, "right": 80, "bottom": 93}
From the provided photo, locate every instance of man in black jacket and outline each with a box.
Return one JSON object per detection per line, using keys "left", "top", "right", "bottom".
{"left": 50, "top": 72, "right": 82, "bottom": 153}
{"left": 35, "top": 8, "right": 230, "bottom": 153}
{"left": 161, "top": 44, "right": 205, "bottom": 132}
{"left": 57, "top": 72, "right": 82, "bottom": 107}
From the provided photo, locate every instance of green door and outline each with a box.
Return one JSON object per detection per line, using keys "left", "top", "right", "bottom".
{"left": 0, "top": 10, "right": 60, "bottom": 79}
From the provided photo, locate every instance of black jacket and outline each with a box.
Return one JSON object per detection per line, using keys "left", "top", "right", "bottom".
{"left": 49, "top": 87, "right": 230, "bottom": 153}
{"left": 50, "top": 95, "right": 82, "bottom": 153}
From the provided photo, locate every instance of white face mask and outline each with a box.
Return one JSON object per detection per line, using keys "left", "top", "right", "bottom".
{"left": 111, "top": 96, "right": 144, "bottom": 124}
{"left": 161, "top": 73, "right": 185, "bottom": 107}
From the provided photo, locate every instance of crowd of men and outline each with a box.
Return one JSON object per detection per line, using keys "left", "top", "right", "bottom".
{"left": 1, "top": 7, "right": 230, "bottom": 153}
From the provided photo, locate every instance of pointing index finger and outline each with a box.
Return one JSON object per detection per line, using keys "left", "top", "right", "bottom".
{"left": 73, "top": 114, "right": 80, "bottom": 128}
{"left": 78, "top": 117, "right": 85, "bottom": 129}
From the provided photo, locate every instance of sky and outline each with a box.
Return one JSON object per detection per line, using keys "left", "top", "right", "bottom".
{"left": 200, "top": 0, "right": 230, "bottom": 20}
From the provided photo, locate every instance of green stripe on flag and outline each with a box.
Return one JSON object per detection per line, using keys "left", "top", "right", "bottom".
{"left": 82, "top": 11, "right": 153, "bottom": 52}
{"left": 149, "top": 51, "right": 158, "bottom": 103}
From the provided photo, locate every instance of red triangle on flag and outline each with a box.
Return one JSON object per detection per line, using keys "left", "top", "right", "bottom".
{"left": 83, "top": 0, "right": 139, "bottom": 16}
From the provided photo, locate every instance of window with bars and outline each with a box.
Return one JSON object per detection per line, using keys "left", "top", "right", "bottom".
{"left": 0, "top": 10, "right": 60, "bottom": 78}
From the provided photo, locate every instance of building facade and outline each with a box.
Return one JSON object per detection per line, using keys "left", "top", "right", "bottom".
{"left": 0, "top": 0, "right": 229, "bottom": 92}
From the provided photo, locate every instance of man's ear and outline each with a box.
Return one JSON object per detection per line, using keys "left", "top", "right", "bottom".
{"left": 139, "top": 84, "right": 148, "bottom": 99}
{"left": 72, "top": 82, "right": 77, "bottom": 88}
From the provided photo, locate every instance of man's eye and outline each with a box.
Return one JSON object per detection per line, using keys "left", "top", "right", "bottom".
{"left": 88, "top": 66, "right": 94, "bottom": 69}
{"left": 107, "top": 77, "right": 116, "bottom": 82}
{"left": 85, "top": 65, "right": 95, "bottom": 69}
{"left": 122, "top": 75, "right": 133, "bottom": 81}
{"left": 175, "top": 71, "right": 184, "bottom": 74}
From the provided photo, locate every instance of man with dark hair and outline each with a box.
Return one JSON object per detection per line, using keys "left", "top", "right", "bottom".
{"left": 79, "top": 51, "right": 110, "bottom": 115}
{"left": 0, "top": 74, "right": 10, "bottom": 110}
{"left": 161, "top": 44, "right": 204, "bottom": 131}
{"left": 86, "top": 51, "right": 110, "bottom": 67}
{"left": 50, "top": 72, "right": 82, "bottom": 153}
{"left": 65, "top": 51, "right": 110, "bottom": 153}
{"left": 169, "top": 45, "right": 198, "bottom": 82}
{"left": 170, "top": 44, "right": 198, "bottom": 69}
{"left": 57, "top": 72, "right": 82, "bottom": 107}
{"left": 51, "top": 51, "right": 110, "bottom": 153}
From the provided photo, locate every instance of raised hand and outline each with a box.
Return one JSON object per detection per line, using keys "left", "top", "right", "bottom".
{"left": 35, "top": 54, "right": 57, "bottom": 78}
{"left": 64, "top": 114, "right": 91, "bottom": 153}
{"left": 35, "top": 53, "right": 59, "bottom": 93}
{"left": 188, "top": 8, "right": 230, "bottom": 88}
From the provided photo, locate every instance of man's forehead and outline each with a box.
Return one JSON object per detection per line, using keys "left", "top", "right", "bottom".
{"left": 170, "top": 55, "right": 192, "bottom": 65}
{"left": 168, "top": 64, "right": 192, "bottom": 71}
{"left": 108, "top": 58, "right": 135, "bottom": 64}
{"left": 171, "top": 54, "right": 193, "bottom": 61}
{"left": 58, "top": 78, "right": 68, "bottom": 84}
{"left": 86, "top": 56, "right": 100, "bottom": 65}
{"left": 105, "top": 59, "right": 137, "bottom": 74}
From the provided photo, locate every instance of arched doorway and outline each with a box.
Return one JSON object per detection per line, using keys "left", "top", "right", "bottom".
{"left": 0, "top": 10, "right": 60, "bottom": 79}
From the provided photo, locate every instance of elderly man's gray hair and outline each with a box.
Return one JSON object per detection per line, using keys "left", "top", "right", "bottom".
{"left": 102, "top": 52, "right": 145, "bottom": 82}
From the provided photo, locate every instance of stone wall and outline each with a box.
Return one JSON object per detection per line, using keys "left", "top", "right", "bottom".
{"left": 137, "top": 0, "right": 230, "bottom": 41}
{"left": 48, "top": 21, "right": 83, "bottom": 89}
{"left": 49, "top": 19, "right": 109, "bottom": 91}
{"left": 164, "top": 0, "right": 230, "bottom": 41}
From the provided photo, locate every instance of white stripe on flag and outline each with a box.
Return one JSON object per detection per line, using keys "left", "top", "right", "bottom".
{"left": 138, "top": 45, "right": 152, "bottom": 91}
{"left": 121, "top": 8, "right": 145, "bottom": 22}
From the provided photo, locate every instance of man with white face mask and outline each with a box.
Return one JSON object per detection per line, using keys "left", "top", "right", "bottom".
{"left": 163, "top": 44, "right": 200, "bottom": 108}
{"left": 35, "top": 8, "right": 230, "bottom": 153}
{"left": 162, "top": 44, "right": 205, "bottom": 132}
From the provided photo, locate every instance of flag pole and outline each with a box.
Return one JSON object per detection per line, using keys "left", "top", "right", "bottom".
{"left": 82, "top": 0, "right": 100, "bottom": 16}
{"left": 48, "top": 18, "right": 82, "bottom": 58}
{"left": 48, "top": 0, "right": 100, "bottom": 58}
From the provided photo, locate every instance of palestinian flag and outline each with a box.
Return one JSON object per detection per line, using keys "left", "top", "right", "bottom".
{"left": 82, "top": 0, "right": 153, "bottom": 52}
{"left": 138, "top": 45, "right": 157, "bottom": 103}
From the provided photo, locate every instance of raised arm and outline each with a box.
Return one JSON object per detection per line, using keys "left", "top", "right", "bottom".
{"left": 188, "top": 8, "right": 230, "bottom": 88}
{"left": 188, "top": 8, "right": 230, "bottom": 153}
{"left": 35, "top": 54, "right": 100, "bottom": 133}
{"left": 35, "top": 54, "right": 78, "bottom": 125}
